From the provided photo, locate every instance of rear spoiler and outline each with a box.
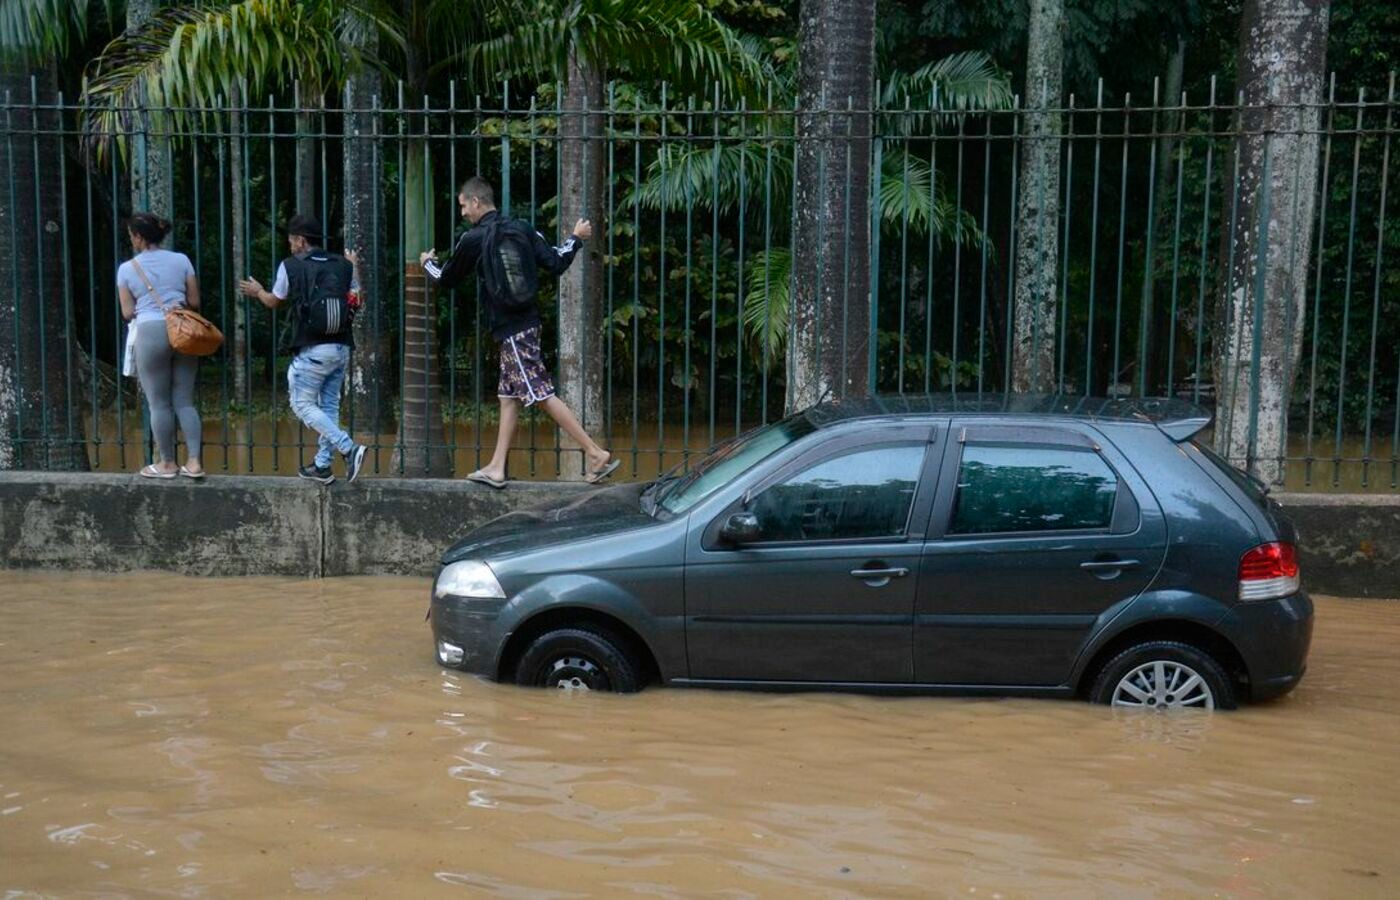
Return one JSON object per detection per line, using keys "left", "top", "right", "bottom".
{"left": 1158, "top": 414, "right": 1212, "bottom": 442}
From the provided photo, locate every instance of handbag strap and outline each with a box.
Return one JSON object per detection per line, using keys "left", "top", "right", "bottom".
{"left": 129, "top": 257, "right": 170, "bottom": 313}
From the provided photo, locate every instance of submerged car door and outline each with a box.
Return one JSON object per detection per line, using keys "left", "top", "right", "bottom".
{"left": 915, "top": 421, "right": 1166, "bottom": 686}
{"left": 684, "top": 423, "right": 941, "bottom": 683}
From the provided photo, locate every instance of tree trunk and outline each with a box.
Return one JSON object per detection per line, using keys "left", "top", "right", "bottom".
{"left": 342, "top": 17, "right": 391, "bottom": 439}
{"left": 228, "top": 82, "right": 250, "bottom": 411}
{"left": 390, "top": 31, "right": 449, "bottom": 477}
{"left": 1138, "top": 38, "right": 1186, "bottom": 396}
{"left": 0, "top": 65, "right": 88, "bottom": 470}
{"left": 127, "top": 0, "right": 172, "bottom": 228}
{"left": 391, "top": 135, "right": 448, "bottom": 476}
{"left": 294, "top": 81, "right": 317, "bottom": 215}
{"left": 1010, "top": 0, "right": 1064, "bottom": 394}
{"left": 1214, "top": 0, "right": 1329, "bottom": 484}
{"left": 788, "top": 0, "right": 876, "bottom": 412}
{"left": 556, "top": 49, "right": 606, "bottom": 479}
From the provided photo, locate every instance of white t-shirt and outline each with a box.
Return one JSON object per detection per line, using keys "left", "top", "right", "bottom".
{"left": 117, "top": 249, "right": 196, "bottom": 324}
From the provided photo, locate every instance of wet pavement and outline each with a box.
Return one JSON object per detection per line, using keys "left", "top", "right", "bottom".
{"left": 0, "top": 572, "right": 1396, "bottom": 897}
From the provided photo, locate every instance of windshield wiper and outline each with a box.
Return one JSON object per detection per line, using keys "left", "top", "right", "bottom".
{"left": 641, "top": 472, "right": 683, "bottom": 516}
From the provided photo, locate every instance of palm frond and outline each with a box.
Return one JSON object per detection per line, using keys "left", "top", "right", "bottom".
{"left": 81, "top": 0, "right": 350, "bottom": 160}
{"left": 883, "top": 50, "right": 1014, "bottom": 112}
{"left": 631, "top": 140, "right": 794, "bottom": 216}
{"left": 463, "top": 0, "right": 769, "bottom": 101}
{"left": 0, "top": 0, "right": 111, "bottom": 64}
{"left": 742, "top": 248, "right": 791, "bottom": 364}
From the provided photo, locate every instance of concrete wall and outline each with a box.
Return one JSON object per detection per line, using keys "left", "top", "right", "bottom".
{"left": 1, "top": 473, "right": 1396, "bottom": 597}
{"left": 0, "top": 472, "right": 585, "bottom": 578}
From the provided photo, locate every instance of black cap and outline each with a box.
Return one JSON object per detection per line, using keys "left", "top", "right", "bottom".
{"left": 280, "top": 213, "right": 324, "bottom": 240}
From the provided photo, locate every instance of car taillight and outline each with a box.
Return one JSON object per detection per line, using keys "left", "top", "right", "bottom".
{"left": 1238, "top": 542, "right": 1300, "bottom": 601}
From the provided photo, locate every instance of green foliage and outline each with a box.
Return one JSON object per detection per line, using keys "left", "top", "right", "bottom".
{"left": 0, "top": 0, "right": 114, "bottom": 64}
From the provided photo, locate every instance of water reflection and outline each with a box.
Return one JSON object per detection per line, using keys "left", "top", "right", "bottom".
{"left": 0, "top": 571, "right": 1395, "bottom": 896}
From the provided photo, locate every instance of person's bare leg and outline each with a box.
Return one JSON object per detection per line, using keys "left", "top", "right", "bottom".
{"left": 479, "top": 397, "right": 520, "bottom": 481}
{"left": 538, "top": 395, "right": 610, "bottom": 473}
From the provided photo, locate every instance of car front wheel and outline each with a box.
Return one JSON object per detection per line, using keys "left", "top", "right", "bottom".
{"left": 514, "top": 626, "right": 643, "bottom": 693}
{"left": 1089, "top": 640, "right": 1236, "bottom": 710}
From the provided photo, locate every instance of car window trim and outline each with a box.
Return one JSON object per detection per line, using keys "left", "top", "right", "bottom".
{"left": 930, "top": 420, "right": 1128, "bottom": 540}
{"left": 701, "top": 423, "right": 936, "bottom": 550}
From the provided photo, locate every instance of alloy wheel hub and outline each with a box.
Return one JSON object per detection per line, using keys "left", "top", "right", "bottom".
{"left": 1112, "top": 660, "right": 1214, "bottom": 710}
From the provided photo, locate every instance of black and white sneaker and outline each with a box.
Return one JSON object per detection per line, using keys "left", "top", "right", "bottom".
{"left": 344, "top": 444, "right": 368, "bottom": 483}
{"left": 298, "top": 463, "right": 335, "bottom": 485}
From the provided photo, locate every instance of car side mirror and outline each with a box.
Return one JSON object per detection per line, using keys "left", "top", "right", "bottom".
{"left": 720, "top": 511, "right": 761, "bottom": 545}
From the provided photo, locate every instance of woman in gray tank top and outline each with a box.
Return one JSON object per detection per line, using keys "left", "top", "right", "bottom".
{"left": 117, "top": 213, "right": 205, "bottom": 478}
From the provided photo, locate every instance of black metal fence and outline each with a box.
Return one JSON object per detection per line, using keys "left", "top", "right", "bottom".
{"left": 0, "top": 75, "right": 1396, "bottom": 488}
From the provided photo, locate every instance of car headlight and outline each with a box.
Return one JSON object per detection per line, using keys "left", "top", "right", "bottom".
{"left": 434, "top": 560, "right": 506, "bottom": 600}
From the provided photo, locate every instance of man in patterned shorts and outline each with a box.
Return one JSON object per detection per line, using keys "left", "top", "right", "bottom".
{"left": 421, "top": 176, "right": 618, "bottom": 487}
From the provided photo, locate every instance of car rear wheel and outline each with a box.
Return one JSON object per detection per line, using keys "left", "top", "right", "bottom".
{"left": 514, "top": 626, "right": 643, "bottom": 693}
{"left": 1089, "top": 640, "right": 1236, "bottom": 710}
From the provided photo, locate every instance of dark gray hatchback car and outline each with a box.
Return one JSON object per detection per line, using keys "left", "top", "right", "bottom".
{"left": 429, "top": 394, "right": 1312, "bottom": 709}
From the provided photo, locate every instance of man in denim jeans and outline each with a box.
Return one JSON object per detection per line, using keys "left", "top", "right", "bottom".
{"left": 238, "top": 214, "right": 368, "bottom": 484}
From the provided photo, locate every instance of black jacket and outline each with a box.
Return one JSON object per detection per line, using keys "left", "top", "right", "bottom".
{"left": 422, "top": 210, "right": 583, "bottom": 340}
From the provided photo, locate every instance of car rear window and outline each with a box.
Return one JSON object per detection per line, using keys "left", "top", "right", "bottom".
{"left": 950, "top": 445, "right": 1119, "bottom": 535}
{"left": 1191, "top": 439, "right": 1268, "bottom": 505}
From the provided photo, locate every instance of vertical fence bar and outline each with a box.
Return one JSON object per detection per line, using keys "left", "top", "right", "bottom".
{"left": 1085, "top": 80, "right": 1105, "bottom": 395}
{"left": 630, "top": 94, "right": 641, "bottom": 475}
{"left": 658, "top": 83, "right": 669, "bottom": 471}
{"left": 605, "top": 82, "right": 616, "bottom": 454}
{"left": 267, "top": 95, "right": 279, "bottom": 471}
{"left": 1333, "top": 90, "right": 1366, "bottom": 485}
{"left": 30, "top": 78, "right": 50, "bottom": 466}
{"left": 736, "top": 94, "right": 747, "bottom": 434}
{"left": 953, "top": 111, "right": 968, "bottom": 390}
{"left": 1165, "top": 90, "right": 1187, "bottom": 395}
{"left": 760, "top": 84, "right": 774, "bottom": 424}
{"left": 1057, "top": 94, "right": 1076, "bottom": 392}
{"left": 897, "top": 96, "right": 911, "bottom": 393}
{"left": 1192, "top": 78, "right": 1218, "bottom": 405}
{"left": 976, "top": 112, "right": 992, "bottom": 396}
{"left": 1137, "top": 80, "right": 1160, "bottom": 396}
{"left": 1362, "top": 75, "right": 1394, "bottom": 487}
{"left": 57, "top": 94, "right": 74, "bottom": 462}
{"left": 924, "top": 86, "right": 938, "bottom": 393}
{"left": 84, "top": 120, "right": 99, "bottom": 467}
{"left": 1111, "top": 94, "right": 1132, "bottom": 397}
{"left": 1304, "top": 75, "right": 1336, "bottom": 486}
{"left": 1218, "top": 91, "right": 1247, "bottom": 456}
{"left": 999, "top": 104, "right": 1018, "bottom": 394}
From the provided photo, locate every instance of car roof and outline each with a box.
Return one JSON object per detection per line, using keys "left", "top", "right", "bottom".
{"left": 803, "top": 393, "right": 1212, "bottom": 441}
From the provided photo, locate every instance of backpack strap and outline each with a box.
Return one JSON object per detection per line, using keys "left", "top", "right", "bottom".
{"left": 128, "top": 257, "right": 170, "bottom": 313}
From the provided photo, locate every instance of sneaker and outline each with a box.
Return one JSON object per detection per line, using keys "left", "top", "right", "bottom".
{"left": 298, "top": 463, "right": 335, "bottom": 485}
{"left": 344, "top": 444, "right": 368, "bottom": 483}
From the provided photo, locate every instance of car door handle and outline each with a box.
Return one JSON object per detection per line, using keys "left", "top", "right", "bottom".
{"left": 850, "top": 567, "right": 910, "bottom": 579}
{"left": 1079, "top": 559, "right": 1140, "bottom": 571}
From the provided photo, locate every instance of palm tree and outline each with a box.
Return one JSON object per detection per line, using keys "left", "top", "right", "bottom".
{"left": 468, "top": 0, "right": 763, "bottom": 477}
{"left": 630, "top": 50, "right": 1011, "bottom": 381}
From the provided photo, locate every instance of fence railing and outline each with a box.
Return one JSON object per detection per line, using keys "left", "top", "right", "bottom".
{"left": 0, "top": 76, "right": 1396, "bottom": 489}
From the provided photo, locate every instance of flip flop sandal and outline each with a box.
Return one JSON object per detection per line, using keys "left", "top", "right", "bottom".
{"left": 139, "top": 464, "right": 177, "bottom": 480}
{"left": 467, "top": 470, "right": 507, "bottom": 490}
{"left": 178, "top": 466, "right": 206, "bottom": 480}
{"left": 584, "top": 458, "right": 621, "bottom": 485}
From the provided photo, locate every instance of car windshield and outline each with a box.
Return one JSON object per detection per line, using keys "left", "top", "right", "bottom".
{"left": 653, "top": 416, "right": 816, "bottom": 516}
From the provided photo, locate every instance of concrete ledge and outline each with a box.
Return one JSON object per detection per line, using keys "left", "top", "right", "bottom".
{"left": 1273, "top": 492, "right": 1400, "bottom": 598}
{"left": 1, "top": 474, "right": 1396, "bottom": 596}
{"left": 0, "top": 472, "right": 584, "bottom": 579}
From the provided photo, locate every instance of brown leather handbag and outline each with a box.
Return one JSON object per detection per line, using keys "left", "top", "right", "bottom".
{"left": 130, "top": 257, "right": 224, "bottom": 356}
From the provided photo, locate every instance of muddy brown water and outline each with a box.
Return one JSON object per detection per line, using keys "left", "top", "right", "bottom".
{"left": 1, "top": 573, "right": 1396, "bottom": 897}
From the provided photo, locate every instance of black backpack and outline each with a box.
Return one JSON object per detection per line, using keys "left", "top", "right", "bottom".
{"left": 478, "top": 218, "right": 539, "bottom": 312}
{"left": 290, "top": 250, "right": 355, "bottom": 339}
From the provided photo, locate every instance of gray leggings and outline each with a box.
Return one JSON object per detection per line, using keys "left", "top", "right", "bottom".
{"left": 135, "top": 320, "right": 202, "bottom": 462}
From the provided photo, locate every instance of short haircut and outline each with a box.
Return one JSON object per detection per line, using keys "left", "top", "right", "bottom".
{"left": 127, "top": 212, "right": 172, "bottom": 245}
{"left": 460, "top": 176, "right": 495, "bottom": 206}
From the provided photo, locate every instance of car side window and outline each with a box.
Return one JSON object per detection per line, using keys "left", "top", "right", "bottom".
{"left": 949, "top": 444, "right": 1118, "bottom": 535}
{"left": 747, "top": 444, "right": 925, "bottom": 543}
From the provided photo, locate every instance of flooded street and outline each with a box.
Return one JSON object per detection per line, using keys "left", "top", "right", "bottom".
{"left": 1, "top": 573, "right": 1396, "bottom": 897}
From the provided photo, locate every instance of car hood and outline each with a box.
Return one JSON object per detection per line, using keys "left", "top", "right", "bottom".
{"left": 441, "top": 482, "right": 657, "bottom": 564}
